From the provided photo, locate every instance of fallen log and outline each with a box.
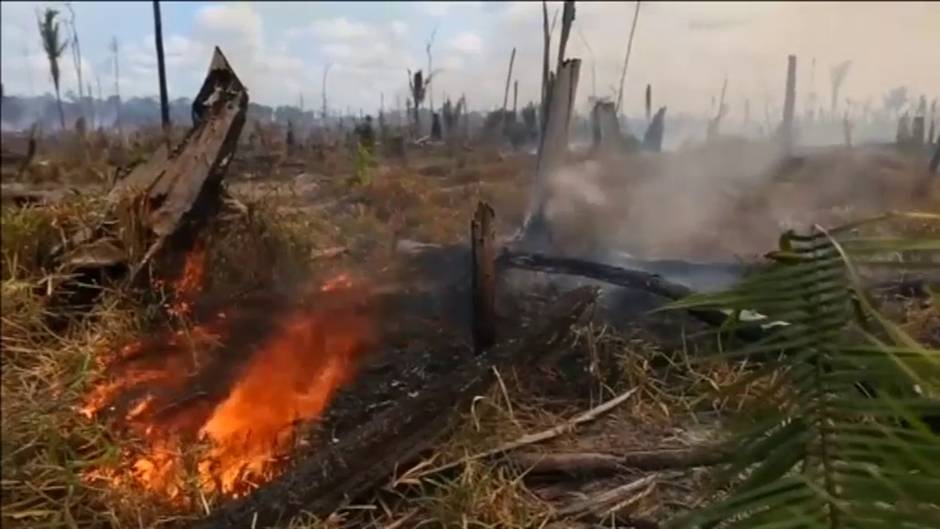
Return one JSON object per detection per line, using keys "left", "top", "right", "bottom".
{"left": 193, "top": 286, "right": 598, "bottom": 529}
{"left": 506, "top": 446, "right": 731, "bottom": 477}
{"left": 496, "top": 250, "right": 768, "bottom": 342}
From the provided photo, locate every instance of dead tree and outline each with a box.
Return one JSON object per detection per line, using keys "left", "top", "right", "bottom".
{"left": 644, "top": 83, "right": 651, "bottom": 122}
{"left": 501, "top": 47, "right": 517, "bottom": 129}
{"left": 153, "top": 0, "right": 170, "bottom": 133}
{"left": 707, "top": 76, "right": 728, "bottom": 140}
{"left": 830, "top": 60, "right": 851, "bottom": 117}
{"left": 37, "top": 8, "right": 68, "bottom": 130}
{"left": 780, "top": 55, "right": 797, "bottom": 153}
{"left": 408, "top": 69, "right": 429, "bottom": 136}
{"left": 591, "top": 100, "right": 621, "bottom": 151}
{"left": 321, "top": 63, "right": 331, "bottom": 124}
{"left": 426, "top": 28, "right": 438, "bottom": 116}
{"left": 65, "top": 3, "right": 84, "bottom": 120}
{"left": 843, "top": 111, "right": 853, "bottom": 147}
{"left": 615, "top": 1, "right": 641, "bottom": 116}
{"left": 539, "top": 1, "right": 556, "bottom": 135}
{"left": 523, "top": 0, "right": 579, "bottom": 244}
{"left": 58, "top": 48, "right": 248, "bottom": 292}
{"left": 471, "top": 202, "right": 496, "bottom": 354}
{"left": 110, "top": 37, "right": 122, "bottom": 135}
{"left": 643, "top": 106, "right": 666, "bottom": 152}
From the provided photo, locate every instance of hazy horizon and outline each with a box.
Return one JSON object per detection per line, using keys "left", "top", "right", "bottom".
{"left": 2, "top": 2, "right": 938, "bottom": 120}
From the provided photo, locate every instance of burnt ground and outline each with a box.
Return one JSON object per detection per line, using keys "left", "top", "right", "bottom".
{"left": 2, "top": 131, "right": 938, "bottom": 529}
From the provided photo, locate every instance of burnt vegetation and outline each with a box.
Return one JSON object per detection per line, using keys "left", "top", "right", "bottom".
{"left": 1, "top": 2, "right": 938, "bottom": 529}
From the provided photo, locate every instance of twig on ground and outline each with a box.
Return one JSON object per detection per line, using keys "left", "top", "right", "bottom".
{"left": 412, "top": 387, "right": 639, "bottom": 478}
{"left": 556, "top": 474, "right": 657, "bottom": 519}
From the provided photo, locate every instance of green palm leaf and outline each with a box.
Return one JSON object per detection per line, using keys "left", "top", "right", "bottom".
{"left": 666, "top": 214, "right": 940, "bottom": 529}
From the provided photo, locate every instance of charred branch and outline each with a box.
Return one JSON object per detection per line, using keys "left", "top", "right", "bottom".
{"left": 497, "top": 250, "right": 767, "bottom": 341}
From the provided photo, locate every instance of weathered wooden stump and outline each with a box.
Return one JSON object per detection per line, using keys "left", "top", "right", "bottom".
{"left": 471, "top": 201, "right": 496, "bottom": 354}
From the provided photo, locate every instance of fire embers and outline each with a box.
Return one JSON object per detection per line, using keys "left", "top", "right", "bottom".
{"left": 80, "top": 272, "right": 376, "bottom": 501}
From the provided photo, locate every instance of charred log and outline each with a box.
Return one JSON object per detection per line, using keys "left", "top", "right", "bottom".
{"left": 497, "top": 250, "right": 768, "bottom": 342}
{"left": 194, "top": 286, "right": 597, "bottom": 529}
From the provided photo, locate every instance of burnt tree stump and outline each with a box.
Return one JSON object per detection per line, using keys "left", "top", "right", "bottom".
{"left": 46, "top": 47, "right": 248, "bottom": 320}
{"left": 471, "top": 201, "right": 497, "bottom": 354}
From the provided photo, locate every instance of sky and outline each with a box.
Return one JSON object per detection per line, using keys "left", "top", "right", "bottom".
{"left": 2, "top": 1, "right": 938, "bottom": 118}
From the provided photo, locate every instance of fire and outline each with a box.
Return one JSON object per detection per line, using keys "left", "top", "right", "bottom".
{"left": 80, "top": 272, "right": 376, "bottom": 501}
{"left": 197, "top": 304, "right": 370, "bottom": 495}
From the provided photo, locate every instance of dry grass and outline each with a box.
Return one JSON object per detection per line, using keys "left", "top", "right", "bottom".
{"left": 3, "top": 132, "right": 935, "bottom": 528}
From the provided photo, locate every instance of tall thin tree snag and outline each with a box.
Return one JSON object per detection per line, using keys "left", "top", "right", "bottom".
{"left": 644, "top": 83, "right": 652, "bottom": 122}
{"left": 707, "top": 76, "right": 728, "bottom": 140}
{"left": 591, "top": 101, "right": 621, "bottom": 151}
{"left": 321, "top": 63, "right": 331, "bottom": 124}
{"left": 615, "top": 1, "right": 641, "bottom": 116}
{"left": 556, "top": 1, "right": 576, "bottom": 75}
{"left": 513, "top": 80, "right": 519, "bottom": 116}
{"left": 501, "top": 47, "right": 517, "bottom": 124}
{"left": 525, "top": 59, "right": 581, "bottom": 241}
{"left": 110, "top": 37, "right": 122, "bottom": 135}
{"left": 65, "top": 3, "right": 84, "bottom": 120}
{"left": 830, "top": 60, "right": 851, "bottom": 117}
{"left": 540, "top": 1, "right": 552, "bottom": 135}
{"left": 643, "top": 106, "right": 666, "bottom": 152}
{"left": 408, "top": 69, "right": 429, "bottom": 137}
{"left": 780, "top": 54, "right": 797, "bottom": 154}
{"left": 524, "top": 1, "right": 580, "bottom": 243}
{"left": 471, "top": 202, "right": 496, "bottom": 355}
{"left": 153, "top": 0, "right": 170, "bottom": 134}
{"left": 426, "top": 27, "right": 438, "bottom": 116}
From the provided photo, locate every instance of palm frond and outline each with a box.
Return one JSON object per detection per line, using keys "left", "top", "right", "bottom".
{"left": 667, "top": 214, "right": 940, "bottom": 529}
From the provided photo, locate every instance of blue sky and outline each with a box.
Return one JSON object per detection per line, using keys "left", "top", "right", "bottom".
{"left": 2, "top": 2, "right": 938, "bottom": 117}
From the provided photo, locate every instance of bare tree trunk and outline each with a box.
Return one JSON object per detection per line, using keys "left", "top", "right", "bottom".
{"left": 513, "top": 80, "right": 518, "bottom": 116}
{"left": 321, "top": 63, "right": 331, "bottom": 124}
{"left": 556, "top": 1, "right": 575, "bottom": 75}
{"left": 426, "top": 28, "right": 437, "bottom": 116}
{"left": 615, "top": 1, "right": 641, "bottom": 116}
{"left": 524, "top": 59, "right": 581, "bottom": 242}
{"left": 501, "top": 47, "right": 517, "bottom": 119}
{"left": 780, "top": 54, "right": 797, "bottom": 153}
{"left": 471, "top": 202, "right": 496, "bottom": 355}
{"left": 66, "top": 4, "right": 85, "bottom": 119}
{"left": 153, "top": 0, "right": 170, "bottom": 134}
{"left": 110, "top": 37, "right": 122, "bottom": 135}
{"left": 540, "top": 1, "right": 552, "bottom": 135}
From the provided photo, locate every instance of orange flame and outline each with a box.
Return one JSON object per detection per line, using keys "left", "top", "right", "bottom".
{"left": 80, "top": 273, "right": 376, "bottom": 501}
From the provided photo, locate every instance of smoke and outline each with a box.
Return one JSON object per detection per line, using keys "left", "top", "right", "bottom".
{"left": 538, "top": 139, "right": 932, "bottom": 264}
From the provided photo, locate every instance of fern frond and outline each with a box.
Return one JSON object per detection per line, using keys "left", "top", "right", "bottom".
{"left": 667, "top": 216, "right": 940, "bottom": 529}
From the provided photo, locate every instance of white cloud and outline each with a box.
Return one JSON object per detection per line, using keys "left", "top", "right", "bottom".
{"left": 310, "top": 17, "right": 372, "bottom": 40}
{"left": 414, "top": 1, "right": 483, "bottom": 17}
{"left": 448, "top": 32, "right": 483, "bottom": 55}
